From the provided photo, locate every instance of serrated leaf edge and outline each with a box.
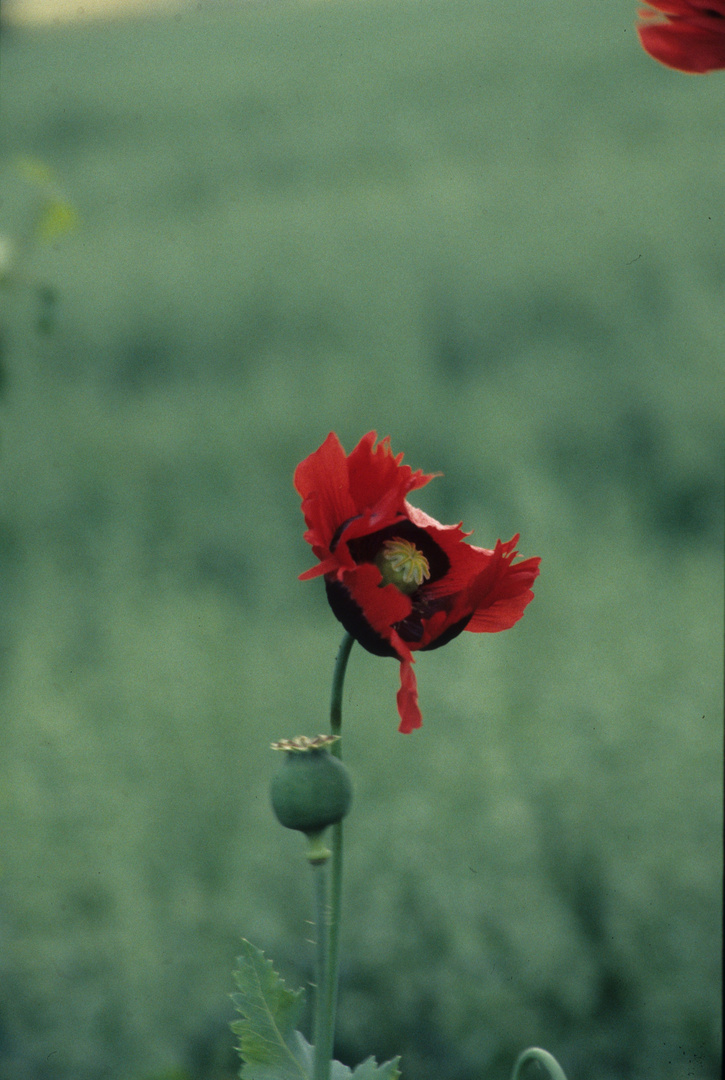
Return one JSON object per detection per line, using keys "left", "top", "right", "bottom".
{"left": 232, "top": 939, "right": 308, "bottom": 1080}
{"left": 352, "top": 1057, "right": 402, "bottom": 1080}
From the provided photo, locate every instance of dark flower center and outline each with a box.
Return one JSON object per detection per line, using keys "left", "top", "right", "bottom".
{"left": 346, "top": 519, "right": 451, "bottom": 584}
{"left": 326, "top": 517, "right": 469, "bottom": 653}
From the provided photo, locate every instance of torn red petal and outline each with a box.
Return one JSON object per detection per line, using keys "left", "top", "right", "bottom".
{"left": 467, "top": 549, "right": 541, "bottom": 632}
{"left": 396, "top": 661, "right": 422, "bottom": 733}
{"left": 347, "top": 432, "right": 434, "bottom": 514}
{"left": 294, "top": 432, "right": 358, "bottom": 552}
{"left": 298, "top": 557, "right": 339, "bottom": 581}
{"left": 344, "top": 564, "right": 412, "bottom": 640}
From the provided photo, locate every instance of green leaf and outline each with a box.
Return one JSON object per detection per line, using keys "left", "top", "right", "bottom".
{"left": 350, "top": 1057, "right": 401, "bottom": 1080}
{"left": 231, "top": 939, "right": 309, "bottom": 1080}
{"left": 231, "top": 940, "right": 402, "bottom": 1080}
{"left": 296, "top": 1033, "right": 401, "bottom": 1080}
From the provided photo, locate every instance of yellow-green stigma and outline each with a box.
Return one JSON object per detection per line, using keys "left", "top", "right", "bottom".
{"left": 375, "top": 537, "right": 431, "bottom": 594}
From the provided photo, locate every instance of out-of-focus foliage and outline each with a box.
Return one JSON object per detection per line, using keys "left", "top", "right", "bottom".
{"left": 13, "top": 157, "right": 78, "bottom": 243}
{"left": 0, "top": 3, "right": 721, "bottom": 1080}
{"left": 0, "top": 155, "right": 77, "bottom": 353}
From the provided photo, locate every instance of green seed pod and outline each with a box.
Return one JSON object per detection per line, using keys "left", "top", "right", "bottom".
{"left": 270, "top": 735, "right": 352, "bottom": 835}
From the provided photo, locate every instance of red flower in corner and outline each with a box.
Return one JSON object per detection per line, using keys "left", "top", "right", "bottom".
{"left": 294, "top": 432, "right": 541, "bottom": 734}
{"left": 637, "top": 1, "right": 725, "bottom": 72}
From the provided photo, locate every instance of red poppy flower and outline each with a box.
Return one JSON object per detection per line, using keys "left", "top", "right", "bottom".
{"left": 637, "top": 1, "right": 725, "bottom": 72}
{"left": 294, "top": 432, "right": 541, "bottom": 734}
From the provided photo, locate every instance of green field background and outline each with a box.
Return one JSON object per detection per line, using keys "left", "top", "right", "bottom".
{"left": 0, "top": 2, "right": 722, "bottom": 1080}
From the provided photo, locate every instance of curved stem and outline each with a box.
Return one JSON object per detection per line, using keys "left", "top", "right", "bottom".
{"left": 329, "top": 631, "right": 355, "bottom": 746}
{"left": 511, "top": 1048, "right": 569, "bottom": 1080}
{"left": 313, "top": 632, "right": 354, "bottom": 1080}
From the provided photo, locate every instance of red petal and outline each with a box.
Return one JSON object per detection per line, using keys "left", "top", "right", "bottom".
{"left": 298, "top": 556, "right": 339, "bottom": 581}
{"left": 295, "top": 432, "right": 437, "bottom": 577}
{"left": 401, "top": 510, "right": 542, "bottom": 644}
{"left": 417, "top": 608, "right": 457, "bottom": 649}
{"left": 637, "top": 2, "right": 725, "bottom": 72}
{"left": 466, "top": 539, "right": 541, "bottom": 632}
{"left": 404, "top": 501, "right": 481, "bottom": 604}
{"left": 639, "top": 1, "right": 725, "bottom": 18}
{"left": 638, "top": 21, "right": 725, "bottom": 70}
{"left": 343, "top": 563, "right": 412, "bottom": 637}
{"left": 347, "top": 432, "right": 435, "bottom": 524}
{"left": 294, "top": 432, "right": 358, "bottom": 555}
{"left": 420, "top": 530, "right": 489, "bottom": 599}
{"left": 390, "top": 631, "right": 422, "bottom": 733}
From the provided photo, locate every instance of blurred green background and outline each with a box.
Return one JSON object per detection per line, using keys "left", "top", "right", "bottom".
{"left": 0, "top": 2, "right": 722, "bottom": 1080}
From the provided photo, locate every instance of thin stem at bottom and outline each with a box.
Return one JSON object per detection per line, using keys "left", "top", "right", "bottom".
{"left": 321, "top": 632, "right": 355, "bottom": 1073}
{"left": 312, "top": 860, "right": 331, "bottom": 1080}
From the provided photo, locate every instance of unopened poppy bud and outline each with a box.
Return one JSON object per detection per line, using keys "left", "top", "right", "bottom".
{"left": 270, "top": 735, "right": 352, "bottom": 838}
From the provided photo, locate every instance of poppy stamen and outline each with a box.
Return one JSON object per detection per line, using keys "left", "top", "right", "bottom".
{"left": 376, "top": 537, "right": 431, "bottom": 594}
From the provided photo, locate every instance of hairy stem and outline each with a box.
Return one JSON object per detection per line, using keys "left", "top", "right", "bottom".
{"left": 312, "top": 859, "right": 330, "bottom": 1080}
{"left": 313, "top": 632, "right": 354, "bottom": 1080}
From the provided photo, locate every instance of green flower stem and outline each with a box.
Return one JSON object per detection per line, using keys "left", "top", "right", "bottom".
{"left": 330, "top": 632, "right": 355, "bottom": 743}
{"left": 311, "top": 858, "right": 330, "bottom": 1080}
{"left": 511, "top": 1048, "right": 569, "bottom": 1080}
{"left": 313, "top": 632, "right": 354, "bottom": 1080}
